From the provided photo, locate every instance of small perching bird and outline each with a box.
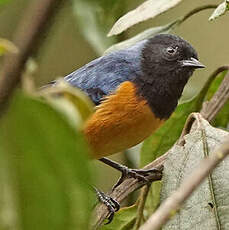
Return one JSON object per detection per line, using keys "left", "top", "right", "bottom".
{"left": 47, "top": 34, "right": 205, "bottom": 222}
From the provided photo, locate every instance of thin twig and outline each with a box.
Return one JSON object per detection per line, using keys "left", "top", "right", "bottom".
{"left": 0, "top": 0, "right": 65, "bottom": 114}
{"left": 139, "top": 137, "right": 229, "bottom": 230}
{"left": 180, "top": 4, "right": 217, "bottom": 23}
{"left": 133, "top": 184, "right": 151, "bottom": 230}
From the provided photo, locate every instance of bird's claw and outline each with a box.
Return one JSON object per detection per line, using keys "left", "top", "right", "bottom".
{"left": 94, "top": 187, "right": 120, "bottom": 224}
{"left": 113, "top": 167, "right": 162, "bottom": 190}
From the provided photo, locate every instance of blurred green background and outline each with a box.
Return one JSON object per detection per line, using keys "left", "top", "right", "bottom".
{"left": 0, "top": 0, "right": 228, "bottom": 192}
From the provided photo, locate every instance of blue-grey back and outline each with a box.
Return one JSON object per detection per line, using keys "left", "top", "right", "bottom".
{"left": 63, "top": 40, "right": 146, "bottom": 104}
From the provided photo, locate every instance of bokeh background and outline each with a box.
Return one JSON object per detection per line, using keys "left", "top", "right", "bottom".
{"left": 0, "top": 0, "right": 228, "bottom": 192}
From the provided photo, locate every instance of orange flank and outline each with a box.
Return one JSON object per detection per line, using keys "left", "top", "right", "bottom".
{"left": 83, "top": 81, "right": 164, "bottom": 159}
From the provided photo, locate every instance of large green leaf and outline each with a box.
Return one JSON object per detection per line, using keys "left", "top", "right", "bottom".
{"left": 72, "top": 0, "right": 126, "bottom": 55}
{"left": 0, "top": 92, "right": 94, "bottom": 230}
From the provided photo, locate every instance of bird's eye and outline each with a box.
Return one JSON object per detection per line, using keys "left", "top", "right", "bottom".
{"left": 166, "top": 47, "right": 177, "bottom": 55}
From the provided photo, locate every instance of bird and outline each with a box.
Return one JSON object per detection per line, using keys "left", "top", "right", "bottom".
{"left": 58, "top": 34, "right": 204, "bottom": 159}
{"left": 47, "top": 34, "right": 205, "bottom": 222}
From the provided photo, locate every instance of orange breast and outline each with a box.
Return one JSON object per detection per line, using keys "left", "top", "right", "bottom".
{"left": 83, "top": 81, "right": 164, "bottom": 159}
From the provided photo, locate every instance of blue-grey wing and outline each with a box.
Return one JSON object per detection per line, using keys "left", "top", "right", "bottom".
{"left": 62, "top": 40, "right": 146, "bottom": 105}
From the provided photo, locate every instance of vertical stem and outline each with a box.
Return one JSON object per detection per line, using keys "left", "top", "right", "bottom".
{"left": 134, "top": 184, "right": 151, "bottom": 230}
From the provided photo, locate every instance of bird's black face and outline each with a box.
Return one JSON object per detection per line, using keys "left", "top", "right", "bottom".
{"left": 141, "top": 34, "right": 205, "bottom": 80}
{"left": 135, "top": 34, "right": 205, "bottom": 119}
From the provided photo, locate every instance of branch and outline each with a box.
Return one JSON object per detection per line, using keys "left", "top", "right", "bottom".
{"left": 0, "top": 0, "right": 65, "bottom": 114}
{"left": 139, "top": 137, "right": 229, "bottom": 230}
{"left": 91, "top": 67, "right": 229, "bottom": 229}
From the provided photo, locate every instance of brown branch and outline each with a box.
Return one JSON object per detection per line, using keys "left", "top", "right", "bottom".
{"left": 0, "top": 0, "right": 65, "bottom": 114}
{"left": 139, "top": 137, "right": 229, "bottom": 230}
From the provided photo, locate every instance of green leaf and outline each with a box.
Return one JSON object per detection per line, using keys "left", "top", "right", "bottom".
{"left": 161, "top": 118, "right": 229, "bottom": 230}
{"left": 108, "top": 0, "right": 184, "bottom": 36}
{"left": 72, "top": 0, "right": 126, "bottom": 55}
{"left": 104, "top": 20, "right": 179, "bottom": 54}
{"left": 204, "top": 70, "right": 229, "bottom": 128}
{"left": 209, "top": 0, "right": 229, "bottom": 21}
{"left": 0, "top": 92, "right": 94, "bottom": 230}
{"left": 213, "top": 100, "right": 229, "bottom": 128}
{"left": 100, "top": 205, "right": 137, "bottom": 230}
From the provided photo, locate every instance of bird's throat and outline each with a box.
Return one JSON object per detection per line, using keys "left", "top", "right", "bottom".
{"left": 133, "top": 72, "right": 189, "bottom": 119}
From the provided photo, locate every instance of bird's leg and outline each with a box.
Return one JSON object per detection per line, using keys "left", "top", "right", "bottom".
{"left": 93, "top": 186, "right": 120, "bottom": 224}
{"left": 99, "top": 157, "right": 161, "bottom": 189}
{"left": 93, "top": 158, "right": 161, "bottom": 224}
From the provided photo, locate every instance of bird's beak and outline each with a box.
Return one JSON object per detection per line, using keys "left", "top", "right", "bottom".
{"left": 181, "top": 57, "right": 205, "bottom": 69}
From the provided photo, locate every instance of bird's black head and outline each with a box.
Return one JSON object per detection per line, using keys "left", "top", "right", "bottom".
{"left": 134, "top": 34, "right": 205, "bottom": 119}
{"left": 141, "top": 34, "right": 205, "bottom": 81}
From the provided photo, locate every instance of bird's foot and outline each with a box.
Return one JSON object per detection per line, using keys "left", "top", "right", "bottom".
{"left": 94, "top": 187, "right": 120, "bottom": 224}
{"left": 99, "top": 157, "right": 162, "bottom": 190}
{"left": 113, "top": 166, "right": 161, "bottom": 189}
